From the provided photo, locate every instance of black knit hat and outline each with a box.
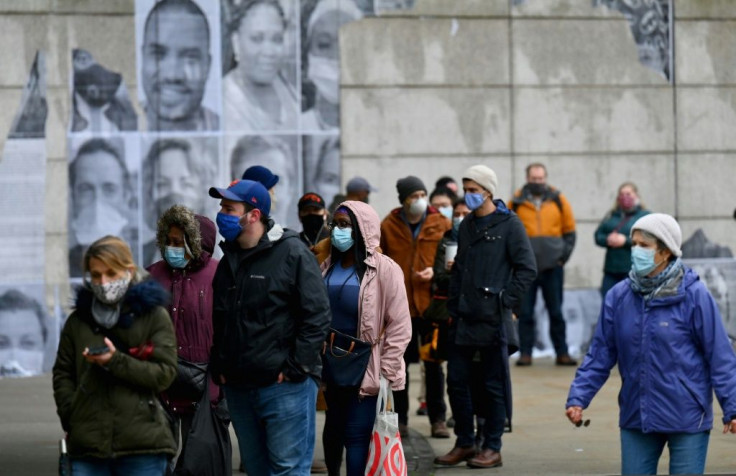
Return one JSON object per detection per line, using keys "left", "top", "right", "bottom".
{"left": 396, "top": 176, "right": 427, "bottom": 203}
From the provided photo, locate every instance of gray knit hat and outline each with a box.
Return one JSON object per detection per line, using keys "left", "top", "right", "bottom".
{"left": 630, "top": 213, "right": 682, "bottom": 257}
{"left": 462, "top": 165, "right": 498, "bottom": 196}
{"left": 396, "top": 176, "right": 427, "bottom": 203}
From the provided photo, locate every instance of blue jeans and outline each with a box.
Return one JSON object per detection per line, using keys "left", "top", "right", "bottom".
{"left": 620, "top": 428, "right": 710, "bottom": 475}
{"left": 71, "top": 454, "right": 167, "bottom": 476}
{"left": 446, "top": 343, "right": 506, "bottom": 451}
{"left": 519, "top": 265, "right": 569, "bottom": 356}
{"left": 323, "top": 385, "right": 378, "bottom": 476}
{"left": 225, "top": 378, "right": 318, "bottom": 476}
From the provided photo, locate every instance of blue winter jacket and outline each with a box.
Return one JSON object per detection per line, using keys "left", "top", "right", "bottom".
{"left": 566, "top": 267, "right": 736, "bottom": 433}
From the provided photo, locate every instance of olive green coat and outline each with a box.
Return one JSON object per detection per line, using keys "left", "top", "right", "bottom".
{"left": 52, "top": 280, "right": 177, "bottom": 459}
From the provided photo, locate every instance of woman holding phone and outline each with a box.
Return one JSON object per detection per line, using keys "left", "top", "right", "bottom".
{"left": 53, "top": 235, "right": 177, "bottom": 475}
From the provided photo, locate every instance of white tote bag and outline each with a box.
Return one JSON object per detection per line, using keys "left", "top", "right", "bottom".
{"left": 365, "top": 376, "right": 408, "bottom": 476}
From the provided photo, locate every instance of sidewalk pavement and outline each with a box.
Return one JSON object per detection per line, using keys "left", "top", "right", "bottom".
{"left": 3, "top": 358, "right": 736, "bottom": 475}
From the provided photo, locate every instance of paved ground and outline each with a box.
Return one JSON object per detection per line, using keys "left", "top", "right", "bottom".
{"left": 3, "top": 358, "right": 736, "bottom": 475}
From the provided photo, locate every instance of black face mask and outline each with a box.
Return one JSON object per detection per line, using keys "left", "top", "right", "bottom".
{"left": 301, "top": 214, "right": 325, "bottom": 241}
{"left": 527, "top": 183, "right": 546, "bottom": 196}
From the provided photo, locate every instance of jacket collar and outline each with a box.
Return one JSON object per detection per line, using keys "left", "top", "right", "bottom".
{"left": 75, "top": 277, "right": 170, "bottom": 329}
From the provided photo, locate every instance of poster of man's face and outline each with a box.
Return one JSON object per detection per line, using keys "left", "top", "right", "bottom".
{"left": 0, "top": 284, "right": 55, "bottom": 378}
{"left": 226, "top": 133, "right": 300, "bottom": 229}
{"left": 70, "top": 49, "right": 138, "bottom": 134}
{"left": 67, "top": 135, "right": 140, "bottom": 277}
{"left": 136, "top": 0, "right": 221, "bottom": 131}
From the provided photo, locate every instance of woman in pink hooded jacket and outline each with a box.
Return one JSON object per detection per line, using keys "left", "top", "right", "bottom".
{"left": 320, "top": 200, "right": 412, "bottom": 476}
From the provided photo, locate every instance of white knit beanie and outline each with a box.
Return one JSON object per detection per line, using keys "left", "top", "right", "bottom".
{"left": 630, "top": 213, "right": 682, "bottom": 257}
{"left": 462, "top": 165, "right": 498, "bottom": 197}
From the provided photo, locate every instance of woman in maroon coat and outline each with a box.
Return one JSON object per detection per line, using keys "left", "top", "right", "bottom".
{"left": 146, "top": 205, "right": 219, "bottom": 471}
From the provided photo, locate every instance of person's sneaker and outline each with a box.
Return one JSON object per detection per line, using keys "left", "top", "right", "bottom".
{"left": 431, "top": 421, "right": 450, "bottom": 438}
{"left": 415, "top": 401, "right": 428, "bottom": 416}
{"left": 516, "top": 354, "right": 532, "bottom": 366}
{"left": 399, "top": 423, "right": 409, "bottom": 438}
{"left": 555, "top": 354, "right": 578, "bottom": 366}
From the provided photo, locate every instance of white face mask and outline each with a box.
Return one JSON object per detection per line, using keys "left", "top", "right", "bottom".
{"left": 71, "top": 201, "right": 128, "bottom": 246}
{"left": 308, "top": 54, "right": 339, "bottom": 105}
{"left": 0, "top": 350, "right": 43, "bottom": 377}
{"left": 409, "top": 197, "right": 428, "bottom": 216}
{"left": 91, "top": 271, "right": 131, "bottom": 305}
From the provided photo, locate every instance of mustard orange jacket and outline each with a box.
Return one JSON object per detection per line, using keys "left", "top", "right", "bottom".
{"left": 510, "top": 185, "right": 576, "bottom": 270}
{"left": 380, "top": 207, "right": 452, "bottom": 316}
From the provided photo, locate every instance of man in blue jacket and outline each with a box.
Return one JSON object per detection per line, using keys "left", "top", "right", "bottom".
{"left": 435, "top": 165, "right": 537, "bottom": 469}
{"left": 208, "top": 179, "right": 331, "bottom": 475}
{"left": 566, "top": 213, "right": 736, "bottom": 475}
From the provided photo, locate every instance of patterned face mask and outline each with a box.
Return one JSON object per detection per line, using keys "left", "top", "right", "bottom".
{"left": 91, "top": 271, "right": 131, "bottom": 305}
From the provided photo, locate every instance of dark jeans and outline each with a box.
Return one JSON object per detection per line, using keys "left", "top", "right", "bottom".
{"left": 323, "top": 386, "right": 377, "bottom": 476}
{"left": 518, "top": 265, "right": 569, "bottom": 357}
{"left": 72, "top": 455, "right": 168, "bottom": 476}
{"left": 424, "top": 360, "right": 446, "bottom": 424}
{"left": 446, "top": 343, "right": 506, "bottom": 451}
{"left": 600, "top": 271, "right": 628, "bottom": 298}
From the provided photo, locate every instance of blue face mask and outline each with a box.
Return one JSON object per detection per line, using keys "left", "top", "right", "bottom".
{"left": 331, "top": 227, "right": 354, "bottom": 252}
{"left": 452, "top": 216, "right": 463, "bottom": 233}
{"left": 465, "top": 192, "right": 486, "bottom": 211}
{"left": 216, "top": 212, "right": 243, "bottom": 242}
{"left": 164, "top": 246, "right": 189, "bottom": 269}
{"left": 438, "top": 206, "right": 453, "bottom": 220}
{"left": 631, "top": 246, "right": 661, "bottom": 276}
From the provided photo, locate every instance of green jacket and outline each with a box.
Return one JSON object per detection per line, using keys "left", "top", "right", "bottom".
{"left": 594, "top": 206, "right": 650, "bottom": 274}
{"left": 52, "top": 278, "right": 177, "bottom": 459}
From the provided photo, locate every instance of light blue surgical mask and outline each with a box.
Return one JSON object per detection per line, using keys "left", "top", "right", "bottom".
{"left": 631, "top": 246, "right": 661, "bottom": 276}
{"left": 164, "top": 246, "right": 189, "bottom": 269}
{"left": 465, "top": 192, "right": 486, "bottom": 211}
{"left": 216, "top": 212, "right": 243, "bottom": 242}
{"left": 452, "top": 216, "right": 463, "bottom": 233}
{"left": 331, "top": 227, "right": 354, "bottom": 252}
{"left": 438, "top": 206, "right": 453, "bottom": 220}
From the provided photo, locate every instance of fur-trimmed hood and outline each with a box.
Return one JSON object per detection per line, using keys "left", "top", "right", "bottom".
{"left": 154, "top": 205, "right": 216, "bottom": 270}
{"left": 75, "top": 271, "right": 170, "bottom": 329}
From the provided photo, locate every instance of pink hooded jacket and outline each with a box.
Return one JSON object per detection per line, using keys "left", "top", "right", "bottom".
{"left": 321, "top": 201, "right": 412, "bottom": 396}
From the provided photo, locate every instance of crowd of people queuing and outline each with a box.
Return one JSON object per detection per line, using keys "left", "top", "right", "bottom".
{"left": 52, "top": 160, "right": 736, "bottom": 476}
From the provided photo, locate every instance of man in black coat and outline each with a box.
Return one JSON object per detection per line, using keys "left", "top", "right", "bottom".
{"left": 435, "top": 165, "right": 536, "bottom": 469}
{"left": 208, "top": 179, "right": 331, "bottom": 475}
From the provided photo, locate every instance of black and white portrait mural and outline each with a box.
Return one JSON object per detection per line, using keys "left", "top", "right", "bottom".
{"left": 70, "top": 49, "right": 138, "bottom": 134}
{"left": 136, "top": 0, "right": 222, "bottom": 132}
{"left": 685, "top": 259, "right": 736, "bottom": 341}
{"left": 593, "top": 0, "right": 672, "bottom": 81}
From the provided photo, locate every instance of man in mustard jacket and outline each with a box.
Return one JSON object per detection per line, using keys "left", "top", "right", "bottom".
{"left": 380, "top": 176, "right": 452, "bottom": 437}
{"left": 510, "top": 163, "right": 577, "bottom": 366}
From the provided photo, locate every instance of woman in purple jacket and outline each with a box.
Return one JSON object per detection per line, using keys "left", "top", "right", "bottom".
{"left": 566, "top": 213, "right": 736, "bottom": 475}
{"left": 146, "top": 205, "right": 219, "bottom": 472}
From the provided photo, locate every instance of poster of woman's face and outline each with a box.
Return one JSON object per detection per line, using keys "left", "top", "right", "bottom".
{"left": 222, "top": 0, "right": 299, "bottom": 132}
{"left": 226, "top": 133, "right": 301, "bottom": 229}
{"left": 0, "top": 284, "right": 55, "bottom": 378}
{"left": 303, "top": 133, "right": 340, "bottom": 205}
{"left": 67, "top": 135, "right": 140, "bottom": 278}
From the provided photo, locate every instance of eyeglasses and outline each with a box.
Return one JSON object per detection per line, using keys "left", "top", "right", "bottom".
{"left": 575, "top": 419, "right": 591, "bottom": 428}
{"left": 329, "top": 221, "right": 352, "bottom": 230}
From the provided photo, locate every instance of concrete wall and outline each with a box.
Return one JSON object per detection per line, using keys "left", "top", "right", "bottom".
{"left": 1, "top": 0, "right": 735, "bottom": 307}
{"left": 340, "top": 0, "right": 736, "bottom": 288}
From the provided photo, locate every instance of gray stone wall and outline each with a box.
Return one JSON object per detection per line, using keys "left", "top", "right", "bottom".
{"left": 341, "top": 0, "right": 736, "bottom": 288}
{"left": 0, "top": 0, "right": 735, "bottom": 308}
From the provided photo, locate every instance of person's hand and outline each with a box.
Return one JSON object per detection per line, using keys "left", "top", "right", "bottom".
{"left": 566, "top": 406, "right": 583, "bottom": 425}
{"left": 82, "top": 337, "right": 116, "bottom": 366}
{"left": 606, "top": 232, "right": 626, "bottom": 248}
{"left": 445, "top": 260, "right": 454, "bottom": 271}
{"left": 277, "top": 372, "right": 290, "bottom": 384}
{"left": 723, "top": 419, "right": 736, "bottom": 434}
{"left": 218, "top": 374, "right": 226, "bottom": 385}
{"left": 415, "top": 267, "right": 433, "bottom": 282}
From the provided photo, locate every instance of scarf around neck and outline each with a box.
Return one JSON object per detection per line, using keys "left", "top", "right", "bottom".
{"left": 91, "top": 298, "right": 121, "bottom": 329}
{"left": 628, "top": 258, "right": 684, "bottom": 301}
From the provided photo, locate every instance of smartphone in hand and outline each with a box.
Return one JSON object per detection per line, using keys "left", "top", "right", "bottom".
{"left": 87, "top": 345, "right": 110, "bottom": 356}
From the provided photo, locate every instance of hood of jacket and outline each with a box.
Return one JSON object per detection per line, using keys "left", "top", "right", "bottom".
{"left": 75, "top": 270, "right": 170, "bottom": 329}
{"left": 155, "top": 206, "right": 216, "bottom": 269}
{"left": 338, "top": 200, "right": 381, "bottom": 254}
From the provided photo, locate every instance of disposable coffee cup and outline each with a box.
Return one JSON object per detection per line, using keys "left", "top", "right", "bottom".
{"left": 445, "top": 242, "right": 458, "bottom": 266}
